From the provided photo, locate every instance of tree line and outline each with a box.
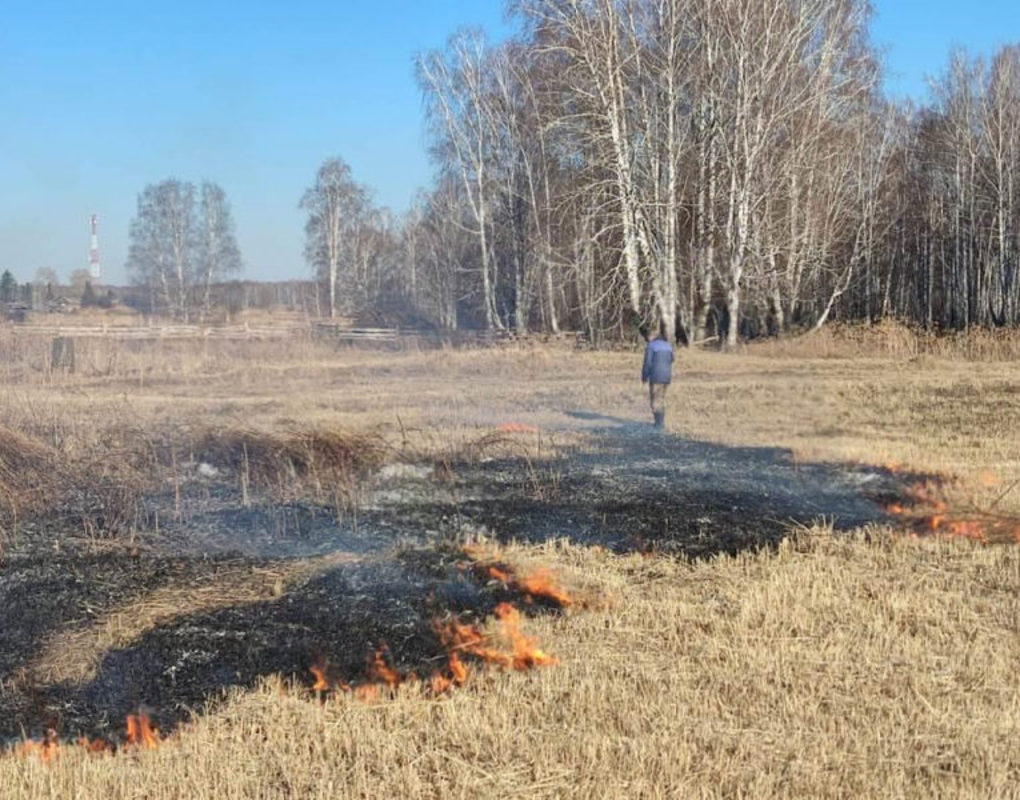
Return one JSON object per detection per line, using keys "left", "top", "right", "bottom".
{"left": 125, "top": 1, "right": 1020, "bottom": 343}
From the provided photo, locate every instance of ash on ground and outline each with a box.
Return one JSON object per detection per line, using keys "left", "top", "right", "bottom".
{"left": 0, "top": 415, "right": 903, "bottom": 742}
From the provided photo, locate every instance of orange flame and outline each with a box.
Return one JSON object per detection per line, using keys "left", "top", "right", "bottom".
{"left": 905, "top": 481, "right": 949, "bottom": 513}
{"left": 367, "top": 650, "right": 402, "bottom": 687}
{"left": 880, "top": 475, "right": 1018, "bottom": 544}
{"left": 485, "top": 565, "right": 513, "bottom": 583}
{"left": 428, "top": 652, "right": 471, "bottom": 695}
{"left": 514, "top": 569, "right": 573, "bottom": 607}
{"left": 428, "top": 673, "right": 452, "bottom": 694}
{"left": 310, "top": 662, "right": 329, "bottom": 692}
{"left": 448, "top": 651, "right": 469, "bottom": 685}
{"left": 495, "top": 422, "right": 540, "bottom": 434}
{"left": 355, "top": 684, "right": 380, "bottom": 702}
{"left": 944, "top": 519, "right": 987, "bottom": 542}
{"left": 493, "top": 603, "right": 558, "bottom": 669}
{"left": 16, "top": 730, "right": 59, "bottom": 763}
{"left": 434, "top": 603, "right": 557, "bottom": 673}
{"left": 76, "top": 737, "right": 111, "bottom": 754}
{"left": 125, "top": 713, "right": 160, "bottom": 749}
{"left": 481, "top": 561, "right": 573, "bottom": 607}
{"left": 437, "top": 617, "right": 514, "bottom": 668}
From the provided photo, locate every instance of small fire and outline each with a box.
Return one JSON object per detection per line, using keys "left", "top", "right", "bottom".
{"left": 310, "top": 661, "right": 329, "bottom": 692}
{"left": 943, "top": 519, "right": 987, "bottom": 542}
{"left": 428, "top": 652, "right": 471, "bottom": 695}
{"left": 448, "top": 651, "right": 469, "bottom": 684}
{"left": 481, "top": 561, "right": 573, "bottom": 607}
{"left": 494, "top": 422, "right": 540, "bottom": 434}
{"left": 15, "top": 730, "right": 59, "bottom": 763}
{"left": 429, "top": 673, "right": 452, "bottom": 694}
{"left": 880, "top": 477, "right": 1019, "bottom": 544}
{"left": 77, "top": 737, "right": 111, "bottom": 754}
{"left": 293, "top": 555, "right": 566, "bottom": 705}
{"left": 125, "top": 712, "right": 160, "bottom": 749}
{"left": 367, "top": 649, "right": 402, "bottom": 687}
{"left": 436, "top": 617, "right": 513, "bottom": 668}
{"left": 493, "top": 603, "right": 557, "bottom": 669}
{"left": 485, "top": 565, "right": 513, "bottom": 583}
{"left": 434, "top": 604, "right": 557, "bottom": 673}
{"left": 13, "top": 726, "right": 126, "bottom": 763}
{"left": 905, "top": 482, "right": 948, "bottom": 513}
{"left": 514, "top": 569, "right": 573, "bottom": 607}
{"left": 355, "top": 684, "right": 381, "bottom": 702}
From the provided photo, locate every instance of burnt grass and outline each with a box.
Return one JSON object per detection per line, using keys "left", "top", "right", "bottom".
{"left": 0, "top": 416, "right": 914, "bottom": 743}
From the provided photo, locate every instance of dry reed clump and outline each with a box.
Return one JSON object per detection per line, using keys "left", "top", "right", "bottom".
{"left": 0, "top": 420, "right": 166, "bottom": 542}
{"left": 0, "top": 426, "right": 60, "bottom": 542}
{"left": 749, "top": 318, "right": 1020, "bottom": 361}
{"left": 0, "top": 424, "right": 58, "bottom": 495}
{"left": 191, "top": 426, "right": 387, "bottom": 494}
{"left": 3, "top": 530, "right": 1019, "bottom": 798}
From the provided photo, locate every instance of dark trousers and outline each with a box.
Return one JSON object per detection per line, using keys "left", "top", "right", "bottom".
{"left": 649, "top": 382, "right": 668, "bottom": 415}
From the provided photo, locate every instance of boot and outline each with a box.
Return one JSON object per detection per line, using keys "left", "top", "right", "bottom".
{"left": 653, "top": 410, "right": 664, "bottom": 429}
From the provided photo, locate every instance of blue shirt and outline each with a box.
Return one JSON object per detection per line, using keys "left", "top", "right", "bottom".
{"left": 642, "top": 338, "right": 673, "bottom": 384}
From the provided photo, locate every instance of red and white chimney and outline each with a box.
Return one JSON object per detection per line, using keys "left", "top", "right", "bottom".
{"left": 89, "top": 214, "right": 101, "bottom": 281}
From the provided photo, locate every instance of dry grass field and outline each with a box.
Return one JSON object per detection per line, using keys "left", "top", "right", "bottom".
{"left": 1, "top": 323, "right": 1019, "bottom": 798}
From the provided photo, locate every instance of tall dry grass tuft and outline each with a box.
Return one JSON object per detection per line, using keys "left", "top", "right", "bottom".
{"left": 0, "top": 420, "right": 164, "bottom": 543}
{"left": 0, "top": 425, "right": 58, "bottom": 497}
{"left": 749, "top": 319, "right": 1020, "bottom": 361}
{"left": 0, "top": 426, "right": 60, "bottom": 555}
{"left": 191, "top": 426, "right": 386, "bottom": 500}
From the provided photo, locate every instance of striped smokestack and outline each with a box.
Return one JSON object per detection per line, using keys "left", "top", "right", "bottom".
{"left": 89, "top": 214, "right": 101, "bottom": 281}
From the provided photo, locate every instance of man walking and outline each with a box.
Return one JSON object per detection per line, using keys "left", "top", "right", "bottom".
{"left": 641, "top": 324, "right": 674, "bottom": 429}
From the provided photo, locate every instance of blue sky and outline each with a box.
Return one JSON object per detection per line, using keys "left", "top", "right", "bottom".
{"left": 0, "top": 1, "right": 1016, "bottom": 285}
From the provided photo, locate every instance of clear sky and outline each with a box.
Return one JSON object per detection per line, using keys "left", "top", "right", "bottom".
{"left": 0, "top": 1, "right": 1016, "bottom": 285}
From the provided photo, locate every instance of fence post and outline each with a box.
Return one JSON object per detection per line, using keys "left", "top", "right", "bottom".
{"left": 51, "top": 336, "right": 75, "bottom": 373}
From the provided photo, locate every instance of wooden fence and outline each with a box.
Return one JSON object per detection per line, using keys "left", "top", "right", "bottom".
{"left": 3, "top": 323, "right": 397, "bottom": 342}
{"left": 2, "top": 322, "right": 590, "bottom": 348}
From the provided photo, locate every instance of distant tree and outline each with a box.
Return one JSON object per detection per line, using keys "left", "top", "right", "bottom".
{"left": 195, "top": 181, "right": 243, "bottom": 320}
{"left": 126, "top": 179, "right": 196, "bottom": 319}
{"left": 126, "top": 179, "right": 242, "bottom": 320}
{"left": 300, "top": 157, "right": 370, "bottom": 318}
{"left": 69, "top": 269, "right": 91, "bottom": 298}
{"left": 81, "top": 280, "right": 98, "bottom": 307}
{"left": 0, "top": 270, "right": 16, "bottom": 303}
{"left": 33, "top": 267, "right": 58, "bottom": 289}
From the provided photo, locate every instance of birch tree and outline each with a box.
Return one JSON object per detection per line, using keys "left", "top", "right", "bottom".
{"left": 300, "top": 158, "right": 369, "bottom": 319}
{"left": 126, "top": 179, "right": 196, "bottom": 319}
{"left": 418, "top": 30, "right": 506, "bottom": 330}
{"left": 196, "top": 182, "right": 242, "bottom": 321}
